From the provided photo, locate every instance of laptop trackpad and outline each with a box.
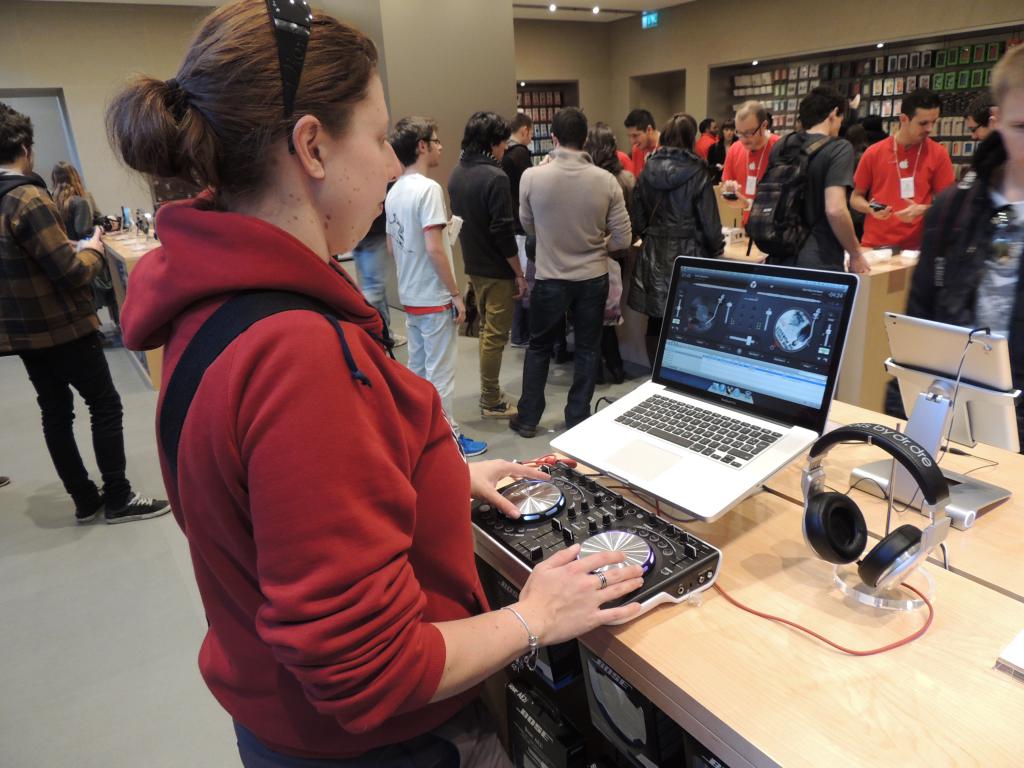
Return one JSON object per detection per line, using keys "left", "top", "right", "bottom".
{"left": 611, "top": 440, "right": 677, "bottom": 481}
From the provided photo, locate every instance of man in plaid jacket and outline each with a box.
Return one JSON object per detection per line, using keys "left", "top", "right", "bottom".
{"left": 0, "top": 103, "right": 168, "bottom": 524}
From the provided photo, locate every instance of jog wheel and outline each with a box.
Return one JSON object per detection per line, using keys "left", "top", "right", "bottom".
{"left": 501, "top": 480, "right": 565, "bottom": 523}
{"left": 579, "top": 530, "right": 655, "bottom": 574}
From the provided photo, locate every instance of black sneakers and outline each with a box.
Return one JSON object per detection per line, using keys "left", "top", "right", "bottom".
{"left": 104, "top": 493, "right": 171, "bottom": 524}
{"left": 75, "top": 495, "right": 106, "bottom": 524}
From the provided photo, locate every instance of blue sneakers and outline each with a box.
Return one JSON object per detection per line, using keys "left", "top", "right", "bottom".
{"left": 458, "top": 434, "right": 488, "bottom": 457}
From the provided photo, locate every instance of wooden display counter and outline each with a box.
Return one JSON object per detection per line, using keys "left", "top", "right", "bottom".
{"left": 834, "top": 256, "right": 916, "bottom": 412}
{"left": 475, "top": 471, "right": 1024, "bottom": 767}
{"left": 765, "top": 400, "right": 1024, "bottom": 602}
{"left": 102, "top": 233, "right": 161, "bottom": 390}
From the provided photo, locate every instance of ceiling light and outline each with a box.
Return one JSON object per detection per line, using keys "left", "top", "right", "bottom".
{"left": 752, "top": 60, "right": 759, "bottom": 66}
{"left": 592, "top": 6, "right": 600, "bottom": 13}
{"left": 876, "top": 42, "right": 884, "bottom": 48}
{"left": 549, "top": 3, "right": 556, "bottom": 11}
{"left": 520, "top": 81, "right": 526, "bottom": 87}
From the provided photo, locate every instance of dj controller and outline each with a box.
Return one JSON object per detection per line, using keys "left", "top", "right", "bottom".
{"left": 472, "top": 462, "right": 722, "bottom": 621}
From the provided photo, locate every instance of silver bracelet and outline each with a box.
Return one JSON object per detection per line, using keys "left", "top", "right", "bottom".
{"left": 502, "top": 606, "right": 540, "bottom": 672}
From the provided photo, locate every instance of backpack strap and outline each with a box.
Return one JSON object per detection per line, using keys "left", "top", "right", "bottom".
{"left": 802, "top": 135, "right": 835, "bottom": 158}
{"left": 159, "top": 290, "right": 339, "bottom": 486}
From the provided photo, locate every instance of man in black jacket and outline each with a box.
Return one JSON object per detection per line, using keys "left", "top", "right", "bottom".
{"left": 897, "top": 45, "right": 1024, "bottom": 445}
{"left": 503, "top": 113, "right": 534, "bottom": 347}
{"left": 449, "top": 111, "right": 525, "bottom": 419}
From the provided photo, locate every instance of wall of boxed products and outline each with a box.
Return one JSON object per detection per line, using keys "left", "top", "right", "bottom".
{"left": 516, "top": 82, "right": 579, "bottom": 163}
{"left": 710, "top": 26, "right": 1023, "bottom": 179}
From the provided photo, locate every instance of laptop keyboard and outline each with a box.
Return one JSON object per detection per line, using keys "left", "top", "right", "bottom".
{"left": 614, "top": 395, "right": 784, "bottom": 468}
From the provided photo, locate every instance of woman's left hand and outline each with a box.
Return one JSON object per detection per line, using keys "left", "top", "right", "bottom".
{"left": 468, "top": 460, "right": 549, "bottom": 519}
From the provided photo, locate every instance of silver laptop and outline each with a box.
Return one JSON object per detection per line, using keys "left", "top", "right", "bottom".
{"left": 552, "top": 256, "right": 859, "bottom": 521}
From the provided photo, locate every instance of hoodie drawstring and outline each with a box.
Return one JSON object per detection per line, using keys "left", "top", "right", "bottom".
{"left": 324, "top": 315, "right": 372, "bottom": 388}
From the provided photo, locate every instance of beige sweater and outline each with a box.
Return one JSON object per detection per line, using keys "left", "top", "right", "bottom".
{"left": 520, "top": 148, "right": 632, "bottom": 281}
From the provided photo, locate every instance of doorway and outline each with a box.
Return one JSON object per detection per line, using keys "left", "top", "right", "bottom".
{"left": 0, "top": 88, "right": 81, "bottom": 184}
{"left": 628, "top": 70, "right": 687, "bottom": 127}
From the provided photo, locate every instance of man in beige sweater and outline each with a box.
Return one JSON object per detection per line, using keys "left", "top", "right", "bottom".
{"left": 511, "top": 107, "right": 632, "bottom": 437}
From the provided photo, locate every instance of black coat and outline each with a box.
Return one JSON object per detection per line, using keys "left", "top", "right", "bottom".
{"left": 904, "top": 134, "right": 1024, "bottom": 442}
{"left": 628, "top": 147, "right": 724, "bottom": 317}
{"left": 448, "top": 152, "right": 518, "bottom": 279}
{"left": 501, "top": 142, "right": 533, "bottom": 235}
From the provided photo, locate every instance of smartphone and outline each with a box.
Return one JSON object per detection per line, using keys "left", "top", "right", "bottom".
{"left": 869, "top": 200, "right": 887, "bottom": 211}
{"left": 722, "top": 190, "right": 739, "bottom": 201}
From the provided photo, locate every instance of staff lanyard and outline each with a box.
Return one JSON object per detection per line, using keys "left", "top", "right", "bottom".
{"left": 893, "top": 137, "right": 922, "bottom": 199}
{"left": 747, "top": 142, "right": 768, "bottom": 182}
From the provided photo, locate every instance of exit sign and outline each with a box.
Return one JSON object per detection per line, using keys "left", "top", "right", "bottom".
{"left": 641, "top": 11, "right": 659, "bottom": 29}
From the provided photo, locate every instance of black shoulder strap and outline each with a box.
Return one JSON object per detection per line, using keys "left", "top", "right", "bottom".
{"left": 159, "top": 290, "right": 334, "bottom": 486}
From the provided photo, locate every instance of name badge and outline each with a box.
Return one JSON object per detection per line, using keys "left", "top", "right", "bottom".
{"left": 900, "top": 176, "right": 915, "bottom": 200}
{"left": 745, "top": 175, "right": 757, "bottom": 196}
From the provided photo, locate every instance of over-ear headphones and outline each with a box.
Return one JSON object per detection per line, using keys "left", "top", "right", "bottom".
{"left": 802, "top": 423, "right": 951, "bottom": 590}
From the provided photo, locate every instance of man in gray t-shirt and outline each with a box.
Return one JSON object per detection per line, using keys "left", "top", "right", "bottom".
{"left": 772, "top": 87, "right": 869, "bottom": 273}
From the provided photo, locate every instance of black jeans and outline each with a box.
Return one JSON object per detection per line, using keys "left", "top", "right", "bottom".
{"left": 18, "top": 332, "right": 131, "bottom": 509}
{"left": 518, "top": 275, "right": 608, "bottom": 429}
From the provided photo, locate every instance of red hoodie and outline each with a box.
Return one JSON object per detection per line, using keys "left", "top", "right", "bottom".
{"left": 121, "top": 196, "right": 484, "bottom": 758}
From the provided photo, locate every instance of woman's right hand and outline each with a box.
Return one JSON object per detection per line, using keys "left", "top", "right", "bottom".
{"left": 513, "top": 544, "right": 645, "bottom": 646}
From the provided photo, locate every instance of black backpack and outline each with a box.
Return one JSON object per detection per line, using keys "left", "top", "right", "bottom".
{"left": 747, "top": 134, "right": 834, "bottom": 263}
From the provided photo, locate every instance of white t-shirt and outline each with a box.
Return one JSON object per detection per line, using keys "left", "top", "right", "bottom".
{"left": 385, "top": 172, "right": 453, "bottom": 307}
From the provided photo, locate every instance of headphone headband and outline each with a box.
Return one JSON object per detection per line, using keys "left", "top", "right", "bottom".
{"left": 808, "top": 423, "right": 949, "bottom": 507}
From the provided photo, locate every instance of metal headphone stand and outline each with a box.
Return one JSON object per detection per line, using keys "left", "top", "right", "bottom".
{"left": 834, "top": 449, "right": 934, "bottom": 612}
{"left": 849, "top": 391, "right": 1011, "bottom": 530}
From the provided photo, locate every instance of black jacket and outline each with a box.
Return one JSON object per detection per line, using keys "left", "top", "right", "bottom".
{"left": 501, "top": 141, "right": 533, "bottom": 235}
{"left": 448, "top": 152, "right": 518, "bottom": 279}
{"left": 628, "top": 147, "right": 724, "bottom": 317}
{"left": 904, "top": 133, "right": 1024, "bottom": 441}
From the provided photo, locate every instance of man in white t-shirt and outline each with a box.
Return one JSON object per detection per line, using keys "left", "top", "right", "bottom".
{"left": 386, "top": 117, "right": 486, "bottom": 457}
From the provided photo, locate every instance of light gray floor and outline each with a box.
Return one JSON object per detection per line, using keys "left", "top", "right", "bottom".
{"left": 0, "top": 311, "right": 644, "bottom": 767}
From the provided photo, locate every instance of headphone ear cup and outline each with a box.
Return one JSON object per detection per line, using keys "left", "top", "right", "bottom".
{"left": 858, "top": 524, "right": 923, "bottom": 589}
{"left": 804, "top": 491, "right": 868, "bottom": 564}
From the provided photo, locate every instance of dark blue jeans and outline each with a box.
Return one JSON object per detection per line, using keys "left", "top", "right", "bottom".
{"left": 233, "top": 700, "right": 509, "bottom": 767}
{"left": 517, "top": 274, "right": 608, "bottom": 429}
{"left": 234, "top": 723, "right": 458, "bottom": 768}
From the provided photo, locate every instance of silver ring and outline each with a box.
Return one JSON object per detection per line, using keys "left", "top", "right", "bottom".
{"left": 597, "top": 571, "right": 608, "bottom": 590}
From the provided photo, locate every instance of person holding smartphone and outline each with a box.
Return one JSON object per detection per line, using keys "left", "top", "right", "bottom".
{"left": 386, "top": 117, "right": 487, "bottom": 457}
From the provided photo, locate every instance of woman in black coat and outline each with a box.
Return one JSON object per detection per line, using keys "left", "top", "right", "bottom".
{"left": 629, "top": 113, "right": 724, "bottom": 362}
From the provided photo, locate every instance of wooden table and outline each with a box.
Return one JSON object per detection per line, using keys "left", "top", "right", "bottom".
{"left": 475, "top": 482, "right": 1024, "bottom": 767}
{"left": 765, "top": 400, "right": 1024, "bottom": 602}
{"left": 102, "top": 233, "right": 161, "bottom": 390}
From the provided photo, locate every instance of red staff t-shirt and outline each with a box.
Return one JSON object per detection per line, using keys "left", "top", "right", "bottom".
{"left": 853, "top": 136, "right": 954, "bottom": 250}
{"left": 695, "top": 132, "right": 717, "bottom": 160}
{"left": 721, "top": 134, "right": 780, "bottom": 224}
{"left": 631, "top": 145, "right": 654, "bottom": 175}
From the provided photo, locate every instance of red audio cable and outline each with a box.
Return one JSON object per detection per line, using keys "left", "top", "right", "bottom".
{"left": 712, "top": 582, "right": 934, "bottom": 656}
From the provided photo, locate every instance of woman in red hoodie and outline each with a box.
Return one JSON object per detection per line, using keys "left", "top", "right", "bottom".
{"left": 106, "top": 2, "right": 643, "bottom": 765}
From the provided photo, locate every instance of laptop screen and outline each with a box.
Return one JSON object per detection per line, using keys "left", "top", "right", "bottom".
{"left": 653, "top": 258, "right": 858, "bottom": 433}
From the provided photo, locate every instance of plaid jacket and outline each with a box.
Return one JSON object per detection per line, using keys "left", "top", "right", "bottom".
{"left": 0, "top": 174, "right": 101, "bottom": 354}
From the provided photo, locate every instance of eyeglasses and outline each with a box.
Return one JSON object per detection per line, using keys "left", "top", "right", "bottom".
{"left": 266, "top": 0, "right": 313, "bottom": 154}
{"left": 737, "top": 125, "right": 765, "bottom": 139}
